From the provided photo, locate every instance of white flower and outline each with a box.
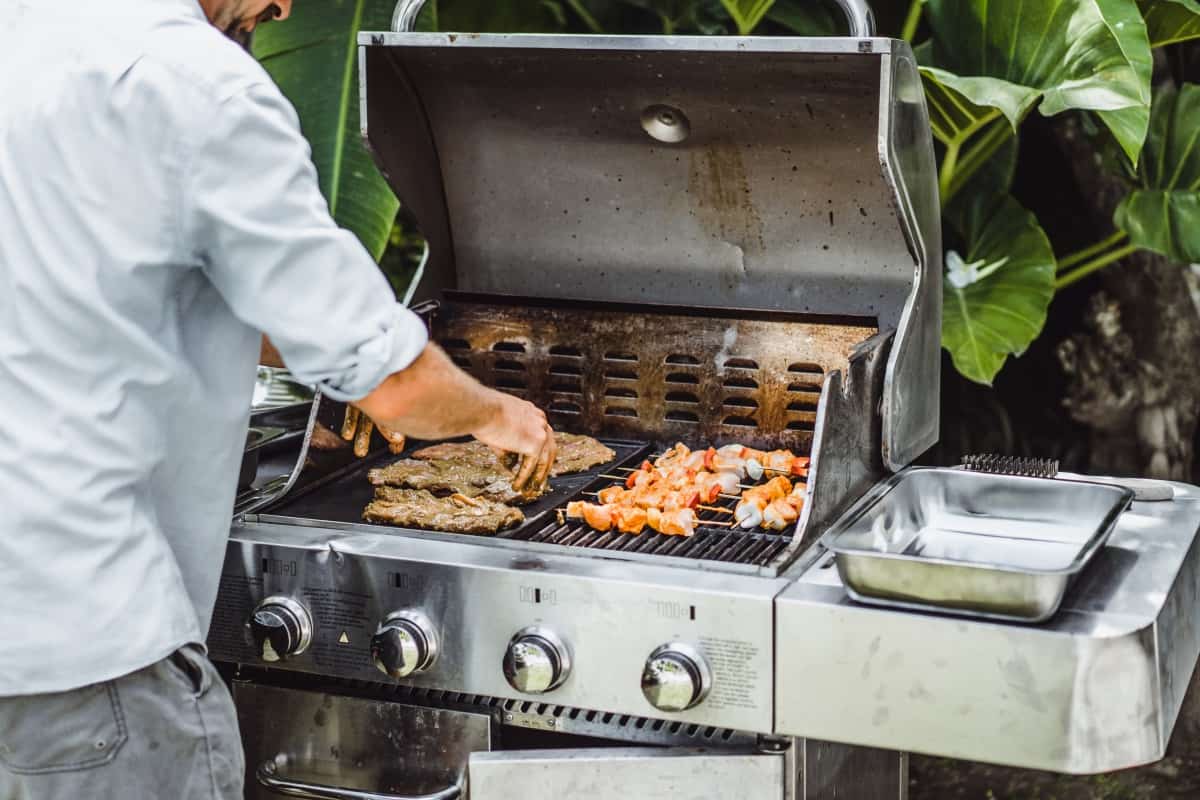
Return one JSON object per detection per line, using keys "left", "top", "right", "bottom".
{"left": 945, "top": 249, "right": 1009, "bottom": 289}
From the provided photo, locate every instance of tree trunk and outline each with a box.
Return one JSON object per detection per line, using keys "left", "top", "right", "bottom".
{"left": 1051, "top": 116, "right": 1200, "bottom": 481}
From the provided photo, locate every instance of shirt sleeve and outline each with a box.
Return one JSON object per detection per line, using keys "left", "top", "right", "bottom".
{"left": 184, "top": 82, "right": 427, "bottom": 402}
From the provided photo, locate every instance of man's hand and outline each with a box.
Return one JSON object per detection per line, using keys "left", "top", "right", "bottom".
{"left": 355, "top": 343, "right": 557, "bottom": 491}
{"left": 472, "top": 393, "right": 556, "bottom": 492}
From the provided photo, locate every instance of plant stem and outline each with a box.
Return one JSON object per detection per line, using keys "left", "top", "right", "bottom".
{"left": 565, "top": 0, "right": 603, "bottom": 33}
{"left": 901, "top": 0, "right": 925, "bottom": 42}
{"left": 1056, "top": 230, "right": 1129, "bottom": 272}
{"left": 1055, "top": 243, "right": 1138, "bottom": 289}
{"left": 943, "top": 118, "right": 1013, "bottom": 203}
{"left": 938, "top": 141, "right": 961, "bottom": 208}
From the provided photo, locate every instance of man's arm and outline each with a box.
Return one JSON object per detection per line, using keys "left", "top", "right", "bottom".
{"left": 186, "top": 80, "right": 554, "bottom": 488}
{"left": 356, "top": 344, "right": 556, "bottom": 490}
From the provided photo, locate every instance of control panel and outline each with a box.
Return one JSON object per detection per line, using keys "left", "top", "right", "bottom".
{"left": 209, "top": 527, "right": 779, "bottom": 733}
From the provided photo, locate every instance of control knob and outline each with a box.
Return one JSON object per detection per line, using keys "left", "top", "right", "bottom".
{"left": 248, "top": 596, "right": 313, "bottom": 662}
{"left": 371, "top": 611, "right": 439, "bottom": 679}
{"left": 641, "top": 643, "right": 712, "bottom": 712}
{"left": 503, "top": 627, "right": 571, "bottom": 694}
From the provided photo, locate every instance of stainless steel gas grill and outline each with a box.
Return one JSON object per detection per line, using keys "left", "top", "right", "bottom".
{"left": 208, "top": 3, "right": 1200, "bottom": 798}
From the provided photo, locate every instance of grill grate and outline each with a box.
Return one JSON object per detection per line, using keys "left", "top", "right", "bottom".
{"left": 496, "top": 457, "right": 797, "bottom": 567}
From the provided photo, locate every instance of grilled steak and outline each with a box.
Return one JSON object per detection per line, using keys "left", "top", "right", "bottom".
{"left": 411, "top": 432, "right": 615, "bottom": 477}
{"left": 367, "top": 458, "right": 540, "bottom": 504}
{"left": 551, "top": 433, "right": 617, "bottom": 475}
{"left": 364, "top": 489, "right": 524, "bottom": 533}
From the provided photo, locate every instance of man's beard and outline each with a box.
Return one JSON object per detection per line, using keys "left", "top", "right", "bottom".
{"left": 222, "top": 4, "right": 282, "bottom": 49}
{"left": 223, "top": 22, "right": 253, "bottom": 49}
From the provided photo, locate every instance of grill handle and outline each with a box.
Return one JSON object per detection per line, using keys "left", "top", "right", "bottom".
{"left": 256, "top": 759, "right": 461, "bottom": 800}
{"left": 391, "top": 0, "right": 876, "bottom": 36}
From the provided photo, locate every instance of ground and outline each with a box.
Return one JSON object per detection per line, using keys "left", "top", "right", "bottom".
{"left": 910, "top": 747, "right": 1200, "bottom": 798}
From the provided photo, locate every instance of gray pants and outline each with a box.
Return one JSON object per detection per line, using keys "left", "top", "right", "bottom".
{"left": 0, "top": 645, "right": 243, "bottom": 800}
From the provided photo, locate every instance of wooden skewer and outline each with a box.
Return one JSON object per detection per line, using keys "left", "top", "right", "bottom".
{"left": 604, "top": 472, "right": 756, "bottom": 491}
{"left": 580, "top": 492, "right": 733, "bottom": 514}
{"left": 612, "top": 466, "right": 809, "bottom": 487}
{"left": 556, "top": 506, "right": 736, "bottom": 531}
{"left": 597, "top": 476, "right": 740, "bottom": 499}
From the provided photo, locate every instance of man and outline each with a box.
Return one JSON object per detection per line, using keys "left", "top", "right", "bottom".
{"left": 0, "top": 1, "right": 555, "bottom": 798}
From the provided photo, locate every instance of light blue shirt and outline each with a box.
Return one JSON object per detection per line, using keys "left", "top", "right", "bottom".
{"left": 0, "top": 0, "right": 428, "bottom": 694}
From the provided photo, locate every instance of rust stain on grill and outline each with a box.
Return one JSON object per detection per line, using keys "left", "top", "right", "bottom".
{"left": 688, "top": 143, "right": 765, "bottom": 269}
{"left": 432, "top": 298, "right": 875, "bottom": 453}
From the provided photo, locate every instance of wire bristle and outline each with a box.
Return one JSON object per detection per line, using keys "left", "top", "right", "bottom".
{"left": 961, "top": 454, "right": 1059, "bottom": 478}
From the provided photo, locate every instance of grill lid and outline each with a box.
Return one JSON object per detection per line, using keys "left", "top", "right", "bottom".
{"left": 358, "top": 24, "right": 940, "bottom": 470}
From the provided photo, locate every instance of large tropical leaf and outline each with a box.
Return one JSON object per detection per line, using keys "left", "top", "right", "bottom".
{"left": 604, "top": 0, "right": 729, "bottom": 33}
{"left": 765, "top": 0, "right": 839, "bottom": 34}
{"left": 254, "top": 1, "right": 398, "bottom": 260}
{"left": 1114, "top": 83, "right": 1200, "bottom": 262}
{"left": 942, "top": 192, "right": 1057, "bottom": 386}
{"left": 919, "top": 0, "right": 1153, "bottom": 165}
{"left": 720, "top": 0, "right": 776, "bottom": 33}
{"left": 1139, "top": 0, "right": 1200, "bottom": 46}
{"left": 416, "top": 0, "right": 570, "bottom": 32}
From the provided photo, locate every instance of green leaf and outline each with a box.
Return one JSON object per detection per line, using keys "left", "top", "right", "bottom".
{"left": 1114, "top": 83, "right": 1200, "bottom": 262}
{"left": 1139, "top": 0, "right": 1200, "bottom": 46}
{"left": 942, "top": 192, "right": 1057, "bottom": 385}
{"left": 919, "top": 66, "right": 1035, "bottom": 147}
{"left": 419, "top": 0, "right": 570, "bottom": 32}
{"left": 957, "top": 127, "right": 1018, "bottom": 197}
{"left": 253, "top": 1, "right": 399, "bottom": 261}
{"left": 765, "top": 0, "right": 840, "bottom": 34}
{"left": 921, "top": 0, "right": 1153, "bottom": 165}
{"left": 719, "top": 0, "right": 776, "bottom": 33}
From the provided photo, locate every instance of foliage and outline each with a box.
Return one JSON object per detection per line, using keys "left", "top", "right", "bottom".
{"left": 259, "top": 0, "right": 1200, "bottom": 387}
{"left": 941, "top": 193, "right": 1056, "bottom": 385}
{"left": 918, "top": 0, "right": 1153, "bottom": 165}
{"left": 1140, "top": 0, "right": 1200, "bottom": 46}
{"left": 252, "top": 1, "right": 398, "bottom": 261}
{"left": 1114, "top": 82, "right": 1200, "bottom": 262}
{"left": 906, "top": 0, "right": 1200, "bottom": 384}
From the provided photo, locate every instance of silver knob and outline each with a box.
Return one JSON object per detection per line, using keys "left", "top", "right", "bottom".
{"left": 248, "top": 596, "right": 312, "bottom": 663}
{"left": 642, "top": 643, "right": 712, "bottom": 712}
{"left": 503, "top": 627, "right": 571, "bottom": 694}
{"left": 371, "top": 610, "right": 439, "bottom": 679}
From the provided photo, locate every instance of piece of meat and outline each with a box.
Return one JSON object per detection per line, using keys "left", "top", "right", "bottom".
{"left": 548, "top": 433, "right": 617, "bottom": 476}
{"left": 411, "top": 432, "right": 615, "bottom": 477}
{"left": 309, "top": 423, "right": 347, "bottom": 451}
{"left": 410, "top": 440, "right": 498, "bottom": 465}
{"left": 364, "top": 489, "right": 523, "bottom": 533}
{"left": 367, "top": 458, "right": 542, "bottom": 505}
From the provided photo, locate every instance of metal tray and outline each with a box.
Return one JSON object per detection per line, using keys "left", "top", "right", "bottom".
{"left": 820, "top": 467, "right": 1134, "bottom": 622}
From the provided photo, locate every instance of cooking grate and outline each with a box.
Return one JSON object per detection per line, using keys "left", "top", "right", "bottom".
{"left": 496, "top": 457, "right": 797, "bottom": 567}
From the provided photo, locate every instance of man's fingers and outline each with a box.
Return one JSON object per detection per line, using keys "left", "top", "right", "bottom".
{"left": 341, "top": 406, "right": 360, "bottom": 441}
{"left": 377, "top": 422, "right": 406, "bottom": 454}
{"left": 513, "top": 449, "right": 539, "bottom": 492}
{"left": 353, "top": 417, "right": 375, "bottom": 458}
{"left": 533, "top": 424, "right": 556, "bottom": 487}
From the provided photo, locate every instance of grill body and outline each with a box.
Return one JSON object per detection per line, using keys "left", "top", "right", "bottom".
{"left": 210, "top": 23, "right": 1200, "bottom": 800}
